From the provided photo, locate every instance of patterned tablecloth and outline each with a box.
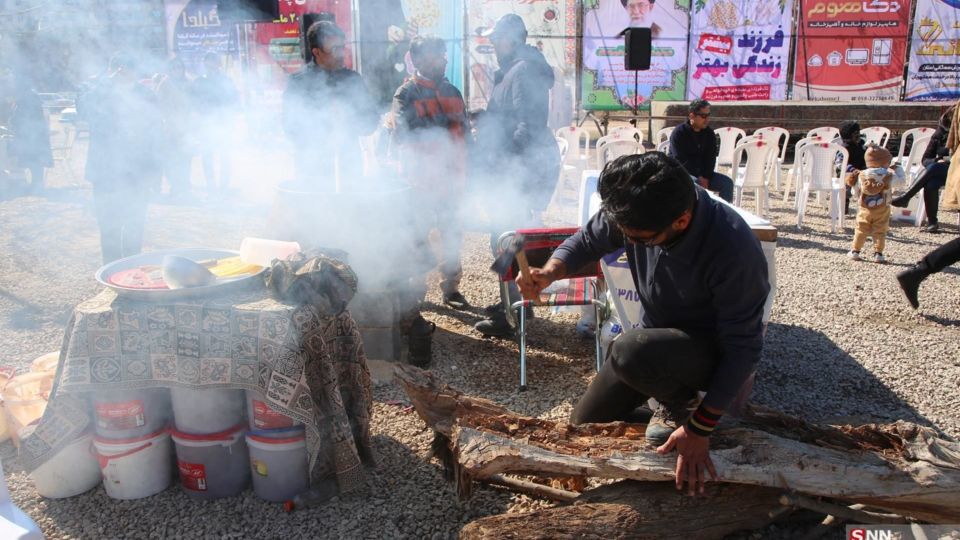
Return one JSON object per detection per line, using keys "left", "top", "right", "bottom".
{"left": 19, "top": 284, "right": 373, "bottom": 496}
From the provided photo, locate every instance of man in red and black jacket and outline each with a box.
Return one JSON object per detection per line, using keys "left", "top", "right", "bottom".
{"left": 390, "top": 36, "right": 471, "bottom": 366}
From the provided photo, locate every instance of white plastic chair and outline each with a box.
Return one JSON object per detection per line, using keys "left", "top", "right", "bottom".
{"left": 861, "top": 126, "right": 891, "bottom": 148}
{"left": 716, "top": 127, "right": 746, "bottom": 174}
{"left": 806, "top": 126, "right": 840, "bottom": 140}
{"left": 596, "top": 135, "right": 643, "bottom": 170}
{"left": 609, "top": 125, "right": 644, "bottom": 144}
{"left": 656, "top": 139, "right": 670, "bottom": 153}
{"left": 753, "top": 127, "right": 789, "bottom": 190}
{"left": 556, "top": 136, "right": 569, "bottom": 163}
{"left": 889, "top": 134, "right": 933, "bottom": 225}
{"left": 732, "top": 139, "right": 776, "bottom": 216}
{"left": 784, "top": 135, "right": 833, "bottom": 204}
{"left": 796, "top": 142, "right": 849, "bottom": 233}
{"left": 556, "top": 126, "right": 590, "bottom": 163}
{"left": 655, "top": 126, "right": 675, "bottom": 147}
{"left": 894, "top": 127, "right": 936, "bottom": 166}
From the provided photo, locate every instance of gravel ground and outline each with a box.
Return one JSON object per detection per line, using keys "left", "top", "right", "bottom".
{"left": 1, "top": 135, "right": 959, "bottom": 539}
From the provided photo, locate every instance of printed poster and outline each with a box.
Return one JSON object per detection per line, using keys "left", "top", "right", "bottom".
{"left": 905, "top": 0, "right": 960, "bottom": 101}
{"left": 358, "top": 0, "right": 464, "bottom": 108}
{"left": 582, "top": 0, "right": 690, "bottom": 111}
{"left": 687, "top": 0, "right": 795, "bottom": 101}
{"left": 164, "top": 0, "right": 238, "bottom": 77}
{"left": 793, "top": 0, "right": 912, "bottom": 101}
{"left": 466, "top": 0, "right": 577, "bottom": 112}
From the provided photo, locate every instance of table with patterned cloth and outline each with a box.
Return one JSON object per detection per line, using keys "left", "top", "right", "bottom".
{"left": 18, "top": 284, "right": 374, "bottom": 496}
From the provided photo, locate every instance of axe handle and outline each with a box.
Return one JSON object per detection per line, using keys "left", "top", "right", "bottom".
{"left": 514, "top": 250, "right": 540, "bottom": 305}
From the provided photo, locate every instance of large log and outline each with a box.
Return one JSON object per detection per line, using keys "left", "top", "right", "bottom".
{"left": 396, "top": 366, "right": 960, "bottom": 523}
{"left": 460, "top": 481, "right": 783, "bottom": 540}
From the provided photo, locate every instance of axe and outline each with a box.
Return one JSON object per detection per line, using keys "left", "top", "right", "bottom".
{"left": 490, "top": 234, "right": 539, "bottom": 304}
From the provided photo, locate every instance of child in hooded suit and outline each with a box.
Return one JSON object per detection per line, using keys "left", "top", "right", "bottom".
{"left": 846, "top": 144, "right": 903, "bottom": 263}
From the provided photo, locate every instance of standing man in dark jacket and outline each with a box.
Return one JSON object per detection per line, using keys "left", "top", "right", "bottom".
{"left": 668, "top": 99, "right": 733, "bottom": 202}
{"left": 8, "top": 74, "right": 52, "bottom": 194}
{"left": 474, "top": 14, "right": 562, "bottom": 337}
{"left": 391, "top": 36, "right": 471, "bottom": 365}
{"left": 283, "top": 21, "right": 378, "bottom": 190}
{"left": 892, "top": 106, "right": 954, "bottom": 233}
{"left": 518, "top": 152, "right": 769, "bottom": 496}
{"left": 81, "top": 53, "right": 162, "bottom": 264}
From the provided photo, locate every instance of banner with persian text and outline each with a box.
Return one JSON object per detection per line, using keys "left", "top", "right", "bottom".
{"left": 581, "top": 0, "right": 690, "bottom": 111}
{"left": 905, "top": 0, "right": 960, "bottom": 101}
{"left": 792, "top": 0, "right": 912, "bottom": 101}
{"left": 687, "top": 0, "right": 795, "bottom": 101}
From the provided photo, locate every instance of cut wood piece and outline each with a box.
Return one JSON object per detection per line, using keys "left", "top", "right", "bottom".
{"left": 460, "top": 481, "right": 782, "bottom": 540}
{"left": 396, "top": 366, "right": 960, "bottom": 524}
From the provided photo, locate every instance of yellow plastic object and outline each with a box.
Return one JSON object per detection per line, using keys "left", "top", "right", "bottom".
{"left": 208, "top": 256, "right": 262, "bottom": 278}
{"left": 0, "top": 368, "right": 13, "bottom": 443}
{"left": 3, "top": 371, "right": 53, "bottom": 447}
{"left": 30, "top": 351, "right": 59, "bottom": 374}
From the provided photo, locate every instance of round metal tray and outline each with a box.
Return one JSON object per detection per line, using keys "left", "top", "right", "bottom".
{"left": 95, "top": 248, "right": 267, "bottom": 302}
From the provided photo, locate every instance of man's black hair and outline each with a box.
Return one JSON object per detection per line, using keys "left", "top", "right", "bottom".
{"left": 598, "top": 152, "right": 696, "bottom": 232}
{"left": 409, "top": 36, "right": 446, "bottom": 65}
{"left": 689, "top": 98, "right": 710, "bottom": 115}
{"left": 839, "top": 120, "right": 861, "bottom": 141}
{"left": 621, "top": 0, "right": 655, "bottom": 5}
{"left": 307, "top": 20, "right": 345, "bottom": 51}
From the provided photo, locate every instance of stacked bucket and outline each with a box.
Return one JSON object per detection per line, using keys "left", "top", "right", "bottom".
{"left": 27, "top": 379, "right": 309, "bottom": 504}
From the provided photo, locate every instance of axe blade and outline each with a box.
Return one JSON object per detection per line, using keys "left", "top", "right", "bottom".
{"left": 489, "top": 234, "right": 526, "bottom": 276}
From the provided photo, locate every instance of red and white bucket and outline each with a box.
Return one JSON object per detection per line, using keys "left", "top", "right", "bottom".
{"left": 92, "top": 388, "right": 171, "bottom": 440}
{"left": 170, "top": 424, "right": 250, "bottom": 499}
{"left": 246, "top": 428, "right": 308, "bottom": 502}
{"left": 29, "top": 430, "right": 101, "bottom": 498}
{"left": 245, "top": 391, "right": 302, "bottom": 433}
{"left": 93, "top": 429, "right": 172, "bottom": 500}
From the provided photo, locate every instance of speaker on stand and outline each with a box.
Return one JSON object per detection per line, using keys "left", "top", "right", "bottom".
{"left": 618, "top": 27, "right": 652, "bottom": 132}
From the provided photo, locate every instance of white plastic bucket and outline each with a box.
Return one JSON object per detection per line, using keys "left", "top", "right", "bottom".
{"left": 29, "top": 431, "right": 101, "bottom": 498}
{"left": 93, "top": 429, "right": 172, "bottom": 500}
{"left": 170, "top": 387, "right": 243, "bottom": 434}
{"left": 245, "top": 429, "right": 308, "bottom": 502}
{"left": 171, "top": 424, "right": 250, "bottom": 499}
{"left": 245, "top": 391, "right": 302, "bottom": 432}
{"left": 92, "top": 388, "right": 171, "bottom": 440}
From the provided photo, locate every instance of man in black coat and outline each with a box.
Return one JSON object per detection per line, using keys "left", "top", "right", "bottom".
{"left": 81, "top": 53, "right": 162, "bottom": 264}
{"left": 668, "top": 99, "right": 734, "bottom": 202}
{"left": 474, "top": 14, "right": 562, "bottom": 337}
{"left": 282, "top": 21, "right": 378, "bottom": 189}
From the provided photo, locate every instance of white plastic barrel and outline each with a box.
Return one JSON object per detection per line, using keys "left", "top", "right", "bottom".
{"left": 170, "top": 387, "right": 243, "bottom": 434}
{"left": 92, "top": 388, "right": 171, "bottom": 440}
{"left": 29, "top": 431, "right": 101, "bottom": 498}
{"left": 93, "top": 429, "right": 173, "bottom": 500}
{"left": 245, "top": 429, "right": 308, "bottom": 502}
{"left": 245, "top": 391, "right": 302, "bottom": 432}
{"left": 171, "top": 424, "right": 250, "bottom": 499}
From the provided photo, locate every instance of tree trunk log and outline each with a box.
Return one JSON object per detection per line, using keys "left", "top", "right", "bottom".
{"left": 460, "top": 481, "right": 783, "bottom": 540}
{"left": 396, "top": 365, "right": 960, "bottom": 524}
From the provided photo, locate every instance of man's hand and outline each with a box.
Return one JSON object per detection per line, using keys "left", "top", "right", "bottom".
{"left": 516, "top": 259, "right": 566, "bottom": 301}
{"left": 697, "top": 176, "right": 710, "bottom": 189}
{"left": 657, "top": 426, "right": 718, "bottom": 496}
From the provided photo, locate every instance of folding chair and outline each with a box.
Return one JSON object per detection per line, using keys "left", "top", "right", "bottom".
{"left": 495, "top": 228, "right": 607, "bottom": 390}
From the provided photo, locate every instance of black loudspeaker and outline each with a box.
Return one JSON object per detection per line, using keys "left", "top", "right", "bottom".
{"left": 217, "top": 0, "right": 280, "bottom": 22}
{"left": 621, "top": 27, "right": 652, "bottom": 71}
{"left": 301, "top": 12, "right": 338, "bottom": 61}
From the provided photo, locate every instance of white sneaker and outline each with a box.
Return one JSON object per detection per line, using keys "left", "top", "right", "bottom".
{"left": 847, "top": 250, "right": 862, "bottom": 261}
{"left": 874, "top": 253, "right": 886, "bottom": 264}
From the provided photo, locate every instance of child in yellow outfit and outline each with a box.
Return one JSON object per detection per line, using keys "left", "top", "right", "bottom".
{"left": 846, "top": 144, "right": 903, "bottom": 263}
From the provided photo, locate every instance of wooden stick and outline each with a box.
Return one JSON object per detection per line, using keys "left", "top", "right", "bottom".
{"left": 514, "top": 250, "right": 542, "bottom": 306}
{"left": 483, "top": 474, "right": 580, "bottom": 503}
{"left": 779, "top": 494, "right": 908, "bottom": 525}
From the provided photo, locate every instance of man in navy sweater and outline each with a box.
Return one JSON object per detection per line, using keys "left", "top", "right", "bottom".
{"left": 668, "top": 99, "right": 734, "bottom": 202}
{"left": 517, "top": 152, "right": 769, "bottom": 495}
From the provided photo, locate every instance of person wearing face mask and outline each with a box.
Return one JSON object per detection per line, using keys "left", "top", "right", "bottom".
{"left": 390, "top": 36, "right": 471, "bottom": 366}
{"left": 516, "top": 152, "right": 769, "bottom": 498}
{"left": 472, "top": 14, "right": 562, "bottom": 338}
{"left": 282, "top": 21, "right": 378, "bottom": 189}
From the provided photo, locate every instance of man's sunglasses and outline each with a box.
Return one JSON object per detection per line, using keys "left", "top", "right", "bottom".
{"left": 694, "top": 112, "right": 711, "bottom": 118}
